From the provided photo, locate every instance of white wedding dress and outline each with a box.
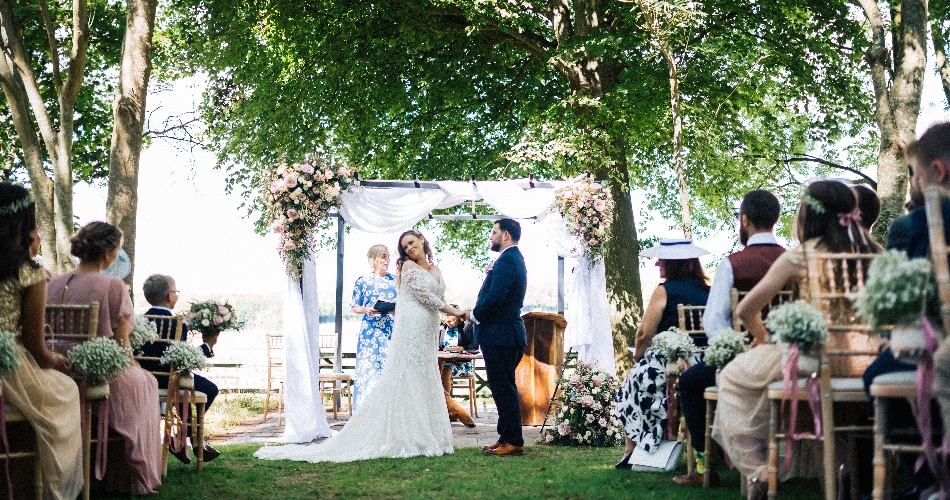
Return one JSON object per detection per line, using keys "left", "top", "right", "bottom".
{"left": 255, "top": 260, "right": 454, "bottom": 462}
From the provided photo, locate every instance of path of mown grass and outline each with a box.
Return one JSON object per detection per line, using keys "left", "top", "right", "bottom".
{"left": 102, "top": 444, "right": 824, "bottom": 499}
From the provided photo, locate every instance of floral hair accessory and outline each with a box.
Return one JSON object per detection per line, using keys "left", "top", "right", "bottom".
{"left": 838, "top": 210, "right": 862, "bottom": 227}
{"left": 801, "top": 190, "right": 826, "bottom": 214}
{"left": 0, "top": 191, "right": 34, "bottom": 217}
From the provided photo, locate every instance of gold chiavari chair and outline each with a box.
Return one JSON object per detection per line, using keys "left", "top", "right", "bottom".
{"left": 767, "top": 251, "right": 878, "bottom": 500}
{"left": 262, "top": 333, "right": 284, "bottom": 425}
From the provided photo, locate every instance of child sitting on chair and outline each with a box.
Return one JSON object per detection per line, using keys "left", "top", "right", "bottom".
{"left": 439, "top": 307, "right": 478, "bottom": 377}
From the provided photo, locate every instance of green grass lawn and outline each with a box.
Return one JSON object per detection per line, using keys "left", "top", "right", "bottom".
{"left": 121, "top": 444, "right": 825, "bottom": 499}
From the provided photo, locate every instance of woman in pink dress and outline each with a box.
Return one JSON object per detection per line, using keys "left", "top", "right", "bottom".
{"left": 47, "top": 221, "right": 161, "bottom": 495}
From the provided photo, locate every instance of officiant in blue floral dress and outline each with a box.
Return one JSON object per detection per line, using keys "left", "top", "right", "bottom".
{"left": 350, "top": 244, "right": 398, "bottom": 410}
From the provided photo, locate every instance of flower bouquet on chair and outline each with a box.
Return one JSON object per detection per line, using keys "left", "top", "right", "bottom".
{"left": 855, "top": 250, "right": 936, "bottom": 359}
{"left": 160, "top": 341, "right": 208, "bottom": 387}
{"left": 652, "top": 327, "right": 696, "bottom": 372}
{"left": 68, "top": 337, "right": 132, "bottom": 399}
{"left": 704, "top": 329, "right": 747, "bottom": 385}
{"left": 129, "top": 315, "right": 159, "bottom": 355}
{"left": 766, "top": 300, "right": 828, "bottom": 377}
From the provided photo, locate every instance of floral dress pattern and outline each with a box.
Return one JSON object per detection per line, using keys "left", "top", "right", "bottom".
{"left": 351, "top": 273, "right": 397, "bottom": 410}
{"left": 439, "top": 326, "right": 474, "bottom": 376}
{"left": 612, "top": 347, "right": 668, "bottom": 453}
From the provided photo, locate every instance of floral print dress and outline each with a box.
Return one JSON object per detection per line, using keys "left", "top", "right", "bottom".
{"left": 351, "top": 273, "right": 397, "bottom": 411}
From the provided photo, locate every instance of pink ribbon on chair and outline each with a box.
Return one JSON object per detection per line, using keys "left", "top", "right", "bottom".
{"left": 781, "top": 344, "right": 823, "bottom": 473}
{"left": 913, "top": 315, "right": 950, "bottom": 497}
{"left": 79, "top": 381, "right": 110, "bottom": 480}
{"left": 167, "top": 373, "right": 190, "bottom": 461}
{"left": 0, "top": 393, "right": 13, "bottom": 500}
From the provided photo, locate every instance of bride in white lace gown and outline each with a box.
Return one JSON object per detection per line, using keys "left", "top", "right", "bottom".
{"left": 255, "top": 230, "right": 465, "bottom": 462}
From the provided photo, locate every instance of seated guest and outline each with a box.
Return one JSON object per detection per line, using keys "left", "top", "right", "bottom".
{"left": 141, "top": 274, "right": 220, "bottom": 463}
{"left": 714, "top": 180, "right": 877, "bottom": 500}
{"left": 0, "top": 183, "right": 83, "bottom": 499}
{"left": 439, "top": 308, "right": 478, "bottom": 377}
{"left": 46, "top": 221, "right": 161, "bottom": 495}
{"left": 674, "top": 190, "right": 785, "bottom": 487}
{"left": 867, "top": 122, "right": 950, "bottom": 498}
{"left": 613, "top": 239, "right": 710, "bottom": 469}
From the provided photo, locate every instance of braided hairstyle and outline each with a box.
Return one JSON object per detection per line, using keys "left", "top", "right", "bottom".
{"left": 0, "top": 183, "right": 39, "bottom": 282}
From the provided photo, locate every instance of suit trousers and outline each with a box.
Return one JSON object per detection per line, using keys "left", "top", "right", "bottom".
{"left": 679, "top": 361, "right": 718, "bottom": 451}
{"left": 482, "top": 344, "right": 525, "bottom": 447}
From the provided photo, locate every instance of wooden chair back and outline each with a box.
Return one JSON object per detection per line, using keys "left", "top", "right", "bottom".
{"left": 676, "top": 304, "right": 706, "bottom": 346}
{"left": 319, "top": 334, "right": 337, "bottom": 372}
{"left": 925, "top": 185, "right": 950, "bottom": 340}
{"left": 136, "top": 314, "right": 184, "bottom": 378}
{"left": 266, "top": 333, "right": 284, "bottom": 377}
{"left": 803, "top": 250, "right": 879, "bottom": 378}
{"left": 44, "top": 302, "right": 99, "bottom": 355}
{"left": 731, "top": 289, "right": 794, "bottom": 332}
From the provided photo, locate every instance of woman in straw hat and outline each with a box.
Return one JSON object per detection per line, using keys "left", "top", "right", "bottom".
{"left": 613, "top": 239, "right": 710, "bottom": 468}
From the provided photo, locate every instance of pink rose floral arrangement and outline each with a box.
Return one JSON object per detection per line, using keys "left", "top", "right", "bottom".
{"left": 551, "top": 175, "right": 614, "bottom": 264}
{"left": 186, "top": 300, "right": 244, "bottom": 336}
{"left": 543, "top": 361, "right": 622, "bottom": 447}
{"left": 260, "top": 155, "right": 360, "bottom": 279}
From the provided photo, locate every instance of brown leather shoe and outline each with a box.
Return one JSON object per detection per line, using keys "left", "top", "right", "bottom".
{"left": 673, "top": 469, "right": 719, "bottom": 487}
{"left": 482, "top": 441, "right": 503, "bottom": 452}
{"left": 486, "top": 443, "right": 524, "bottom": 456}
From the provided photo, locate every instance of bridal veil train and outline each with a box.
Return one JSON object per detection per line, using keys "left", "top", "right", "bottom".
{"left": 255, "top": 259, "right": 453, "bottom": 462}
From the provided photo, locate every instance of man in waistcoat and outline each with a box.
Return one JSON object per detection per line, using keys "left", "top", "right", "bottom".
{"left": 673, "top": 189, "right": 784, "bottom": 487}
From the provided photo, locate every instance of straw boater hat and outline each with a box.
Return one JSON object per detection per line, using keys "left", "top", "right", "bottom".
{"left": 639, "top": 238, "right": 710, "bottom": 260}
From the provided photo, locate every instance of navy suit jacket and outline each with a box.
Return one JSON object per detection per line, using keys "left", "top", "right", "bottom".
{"left": 886, "top": 200, "right": 950, "bottom": 259}
{"left": 472, "top": 246, "right": 528, "bottom": 347}
{"left": 141, "top": 307, "right": 187, "bottom": 374}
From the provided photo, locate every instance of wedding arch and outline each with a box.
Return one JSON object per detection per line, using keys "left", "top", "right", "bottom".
{"left": 269, "top": 165, "right": 615, "bottom": 443}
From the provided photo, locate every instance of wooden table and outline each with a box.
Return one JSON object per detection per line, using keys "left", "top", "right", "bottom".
{"left": 437, "top": 351, "right": 483, "bottom": 421}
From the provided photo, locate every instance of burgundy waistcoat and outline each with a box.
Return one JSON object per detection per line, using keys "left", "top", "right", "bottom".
{"left": 727, "top": 243, "right": 786, "bottom": 292}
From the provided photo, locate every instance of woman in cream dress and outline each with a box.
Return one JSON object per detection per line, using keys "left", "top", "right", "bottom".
{"left": 0, "top": 183, "right": 83, "bottom": 500}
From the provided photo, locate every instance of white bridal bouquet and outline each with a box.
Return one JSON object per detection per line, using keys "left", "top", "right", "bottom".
{"left": 0, "top": 330, "right": 20, "bottom": 373}
{"left": 160, "top": 341, "right": 208, "bottom": 373}
{"left": 129, "top": 315, "right": 159, "bottom": 351}
{"left": 68, "top": 338, "right": 131, "bottom": 386}
{"left": 703, "top": 329, "right": 746, "bottom": 368}
{"left": 765, "top": 300, "right": 828, "bottom": 352}
{"left": 855, "top": 250, "right": 934, "bottom": 330}
{"left": 543, "top": 362, "right": 623, "bottom": 447}
{"left": 652, "top": 327, "right": 696, "bottom": 362}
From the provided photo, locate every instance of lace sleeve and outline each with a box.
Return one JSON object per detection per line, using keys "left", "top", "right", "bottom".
{"left": 402, "top": 264, "right": 446, "bottom": 311}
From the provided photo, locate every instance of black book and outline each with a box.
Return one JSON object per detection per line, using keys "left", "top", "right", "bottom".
{"left": 373, "top": 300, "right": 396, "bottom": 313}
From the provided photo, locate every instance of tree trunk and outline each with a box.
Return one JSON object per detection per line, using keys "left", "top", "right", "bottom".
{"left": 931, "top": 21, "right": 950, "bottom": 107}
{"left": 0, "top": 0, "right": 88, "bottom": 272}
{"left": 858, "top": 0, "right": 928, "bottom": 242}
{"left": 665, "top": 54, "right": 691, "bottom": 238}
{"left": 107, "top": 0, "right": 158, "bottom": 288}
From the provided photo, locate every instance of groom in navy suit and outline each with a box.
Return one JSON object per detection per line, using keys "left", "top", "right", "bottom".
{"left": 464, "top": 218, "right": 528, "bottom": 456}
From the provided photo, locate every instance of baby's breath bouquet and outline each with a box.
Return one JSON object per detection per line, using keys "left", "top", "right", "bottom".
{"left": 68, "top": 338, "right": 131, "bottom": 386}
{"left": 765, "top": 300, "right": 828, "bottom": 352}
{"left": 652, "top": 327, "right": 696, "bottom": 362}
{"left": 855, "top": 250, "right": 934, "bottom": 331}
{"left": 129, "top": 316, "right": 158, "bottom": 352}
{"left": 160, "top": 341, "right": 207, "bottom": 373}
{"left": 543, "top": 362, "right": 623, "bottom": 447}
{"left": 704, "top": 329, "right": 747, "bottom": 368}
{"left": 0, "top": 330, "right": 20, "bottom": 372}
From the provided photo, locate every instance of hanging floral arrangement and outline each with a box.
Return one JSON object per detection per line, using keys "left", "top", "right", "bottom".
{"left": 551, "top": 175, "right": 614, "bottom": 263}
{"left": 261, "top": 155, "right": 360, "bottom": 279}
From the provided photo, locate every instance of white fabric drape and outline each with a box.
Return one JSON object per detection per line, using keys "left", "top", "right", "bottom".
{"left": 476, "top": 180, "right": 557, "bottom": 219}
{"left": 539, "top": 211, "right": 615, "bottom": 376}
{"left": 281, "top": 257, "right": 334, "bottom": 443}
{"left": 338, "top": 188, "right": 467, "bottom": 234}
